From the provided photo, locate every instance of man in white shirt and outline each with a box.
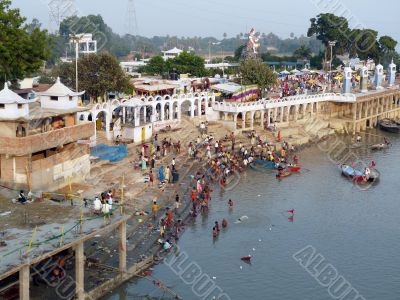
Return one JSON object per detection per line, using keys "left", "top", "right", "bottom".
{"left": 93, "top": 197, "right": 102, "bottom": 214}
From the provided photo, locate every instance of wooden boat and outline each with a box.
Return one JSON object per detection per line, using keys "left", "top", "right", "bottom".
{"left": 241, "top": 255, "right": 252, "bottom": 261}
{"left": 276, "top": 170, "right": 292, "bottom": 178}
{"left": 340, "top": 165, "right": 379, "bottom": 183}
{"left": 370, "top": 143, "right": 389, "bottom": 150}
{"left": 378, "top": 119, "right": 400, "bottom": 133}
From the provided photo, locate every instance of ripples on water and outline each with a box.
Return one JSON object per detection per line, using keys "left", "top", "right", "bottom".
{"left": 104, "top": 130, "right": 400, "bottom": 300}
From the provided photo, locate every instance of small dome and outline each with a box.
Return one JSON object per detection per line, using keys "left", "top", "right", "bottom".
{"left": 39, "top": 77, "right": 85, "bottom": 97}
{"left": 0, "top": 83, "right": 26, "bottom": 104}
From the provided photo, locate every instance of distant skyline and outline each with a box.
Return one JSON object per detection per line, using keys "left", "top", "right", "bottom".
{"left": 12, "top": 0, "right": 400, "bottom": 43}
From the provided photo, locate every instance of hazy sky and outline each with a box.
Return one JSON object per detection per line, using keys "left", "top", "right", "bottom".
{"left": 12, "top": 0, "right": 400, "bottom": 41}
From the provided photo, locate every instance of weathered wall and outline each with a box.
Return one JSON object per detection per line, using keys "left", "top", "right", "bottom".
{"left": 0, "top": 144, "right": 90, "bottom": 191}
{"left": 0, "top": 122, "right": 18, "bottom": 137}
{"left": 0, "top": 122, "right": 94, "bottom": 156}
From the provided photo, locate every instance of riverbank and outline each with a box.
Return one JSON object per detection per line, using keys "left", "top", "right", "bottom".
{"left": 0, "top": 114, "right": 339, "bottom": 299}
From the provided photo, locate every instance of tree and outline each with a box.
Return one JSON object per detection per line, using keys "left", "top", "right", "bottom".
{"left": 171, "top": 51, "right": 207, "bottom": 77}
{"left": 0, "top": 0, "right": 51, "bottom": 85}
{"left": 293, "top": 45, "right": 312, "bottom": 60}
{"left": 239, "top": 58, "right": 276, "bottom": 96}
{"left": 56, "top": 53, "right": 130, "bottom": 101}
{"left": 234, "top": 44, "right": 246, "bottom": 61}
{"left": 223, "top": 32, "right": 227, "bottom": 39}
{"left": 307, "top": 13, "right": 350, "bottom": 56}
{"left": 348, "top": 29, "right": 380, "bottom": 60}
{"left": 379, "top": 36, "right": 397, "bottom": 53}
{"left": 144, "top": 56, "right": 166, "bottom": 75}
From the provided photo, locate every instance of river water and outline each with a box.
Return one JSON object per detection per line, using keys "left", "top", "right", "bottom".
{"left": 104, "top": 130, "right": 400, "bottom": 300}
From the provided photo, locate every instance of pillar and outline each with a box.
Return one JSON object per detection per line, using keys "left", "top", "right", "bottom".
{"left": 177, "top": 105, "right": 182, "bottom": 120}
{"left": 242, "top": 113, "right": 246, "bottom": 129}
{"left": 75, "top": 242, "right": 85, "bottom": 300}
{"left": 19, "top": 265, "right": 30, "bottom": 300}
{"left": 315, "top": 102, "right": 319, "bottom": 115}
{"left": 169, "top": 104, "right": 174, "bottom": 120}
{"left": 250, "top": 112, "right": 254, "bottom": 129}
{"left": 388, "top": 59, "right": 396, "bottom": 87}
{"left": 134, "top": 108, "right": 140, "bottom": 127}
{"left": 190, "top": 103, "right": 195, "bottom": 118}
{"left": 267, "top": 109, "right": 271, "bottom": 127}
{"left": 122, "top": 107, "right": 126, "bottom": 124}
{"left": 143, "top": 106, "right": 147, "bottom": 123}
{"left": 280, "top": 107, "right": 284, "bottom": 123}
{"left": 224, "top": 112, "right": 228, "bottom": 121}
{"left": 294, "top": 105, "right": 299, "bottom": 121}
{"left": 119, "top": 221, "right": 127, "bottom": 272}
{"left": 343, "top": 66, "right": 352, "bottom": 94}
{"left": 374, "top": 64, "right": 383, "bottom": 89}
{"left": 360, "top": 66, "right": 368, "bottom": 93}
{"left": 260, "top": 111, "right": 264, "bottom": 128}
{"left": 160, "top": 104, "right": 165, "bottom": 121}
{"left": 105, "top": 114, "right": 112, "bottom": 140}
{"left": 273, "top": 108, "right": 277, "bottom": 123}
{"left": 233, "top": 114, "right": 238, "bottom": 130}
{"left": 197, "top": 100, "right": 201, "bottom": 117}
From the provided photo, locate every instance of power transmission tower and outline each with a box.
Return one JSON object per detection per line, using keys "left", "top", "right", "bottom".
{"left": 125, "top": 0, "right": 138, "bottom": 36}
{"left": 48, "top": 0, "right": 77, "bottom": 33}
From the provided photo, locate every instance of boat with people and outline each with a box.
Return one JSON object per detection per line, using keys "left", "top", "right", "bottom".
{"left": 378, "top": 119, "right": 400, "bottom": 133}
{"left": 340, "top": 164, "right": 379, "bottom": 183}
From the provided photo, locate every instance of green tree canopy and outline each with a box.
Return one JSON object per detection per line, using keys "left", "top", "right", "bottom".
{"left": 379, "top": 36, "right": 397, "bottom": 53}
{"left": 172, "top": 51, "right": 207, "bottom": 76}
{"left": 293, "top": 45, "right": 312, "bottom": 60}
{"left": 144, "top": 56, "right": 166, "bottom": 75}
{"left": 307, "top": 13, "right": 350, "bottom": 55}
{"left": 56, "top": 53, "right": 130, "bottom": 101}
{"left": 239, "top": 58, "right": 276, "bottom": 96}
{"left": 0, "top": 0, "right": 51, "bottom": 85}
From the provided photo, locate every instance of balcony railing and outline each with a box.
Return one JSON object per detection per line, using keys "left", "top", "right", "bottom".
{"left": 0, "top": 122, "right": 95, "bottom": 156}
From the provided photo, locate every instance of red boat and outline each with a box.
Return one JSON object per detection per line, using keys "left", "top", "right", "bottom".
{"left": 287, "top": 164, "right": 301, "bottom": 172}
{"left": 241, "top": 255, "right": 252, "bottom": 261}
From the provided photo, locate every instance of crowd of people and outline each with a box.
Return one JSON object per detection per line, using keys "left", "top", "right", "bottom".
{"left": 271, "top": 71, "right": 362, "bottom": 98}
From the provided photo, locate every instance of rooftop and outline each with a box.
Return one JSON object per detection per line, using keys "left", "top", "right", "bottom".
{"left": 38, "top": 77, "right": 85, "bottom": 97}
{"left": 0, "top": 83, "right": 29, "bottom": 104}
{"left": 162, "top": 47, "right": 183, "bottom": 54}
{"left": 0, "top": 102, "right": 90, "bottom": 122}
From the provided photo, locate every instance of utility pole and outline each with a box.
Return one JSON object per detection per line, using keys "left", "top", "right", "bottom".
{"left": 70, "top": 34, "right": 83, "bottom": 92}
{"left": 328, "top": 40, "right": 337, "bottom": 91}
{"left": 328, "top": 41, "right": 337, "bottom": 73}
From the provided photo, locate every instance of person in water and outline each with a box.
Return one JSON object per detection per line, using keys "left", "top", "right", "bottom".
{"left": 222, "top": 218, "right": 228, "bottom": 228}
{"left": 214, "top": 221, "right": 220, "bottom": 232}
{"left": 212, "top": 226, "right": 218, "bottom": 237}
{"left": 228, "top": 199, "right": 233, "bottom": 208}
